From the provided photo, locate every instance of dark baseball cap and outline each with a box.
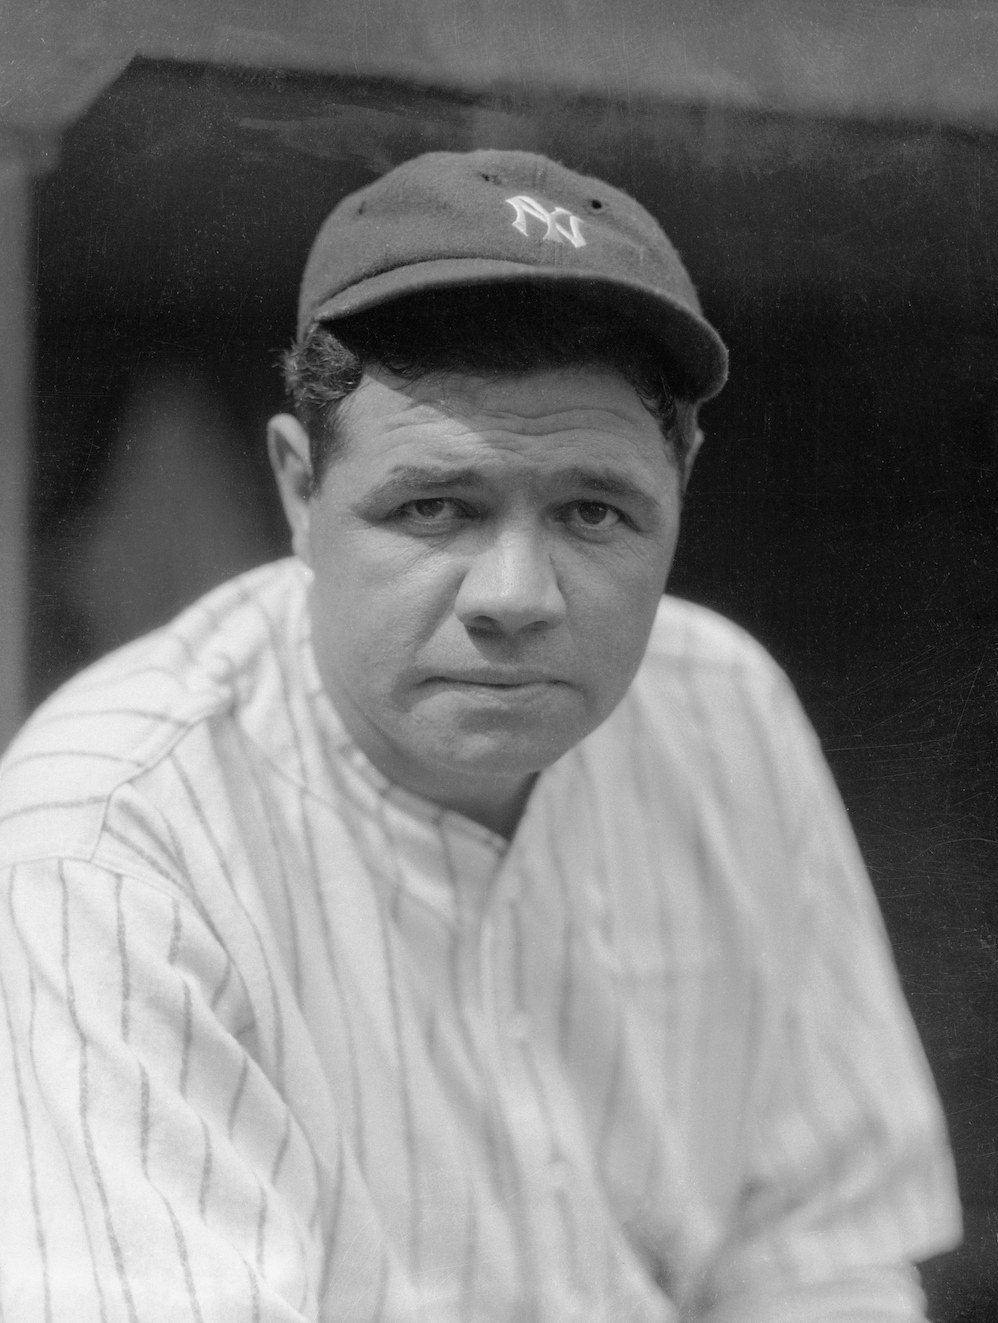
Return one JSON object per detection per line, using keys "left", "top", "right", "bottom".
{"left": 298, "top": 149, "right": 728, "bottom": 404}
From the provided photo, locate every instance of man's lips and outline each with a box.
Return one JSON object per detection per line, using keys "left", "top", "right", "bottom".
{"left": 424, "top": 671, "right": 565, "bottom": 687}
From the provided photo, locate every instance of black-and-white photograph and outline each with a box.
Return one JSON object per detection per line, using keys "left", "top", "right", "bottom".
{"left": 1, "top": 4, "right": 995, "bottom": 1320}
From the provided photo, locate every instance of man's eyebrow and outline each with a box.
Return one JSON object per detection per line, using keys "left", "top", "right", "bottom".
{"left": 556, "top": 466, "right": 655, "bottom": 501}
{"left": 363, "top": 466, "right": 485, "bottom": 503}
{"left": 360, "top": 463, "right": 662, "bottom": 513}
{"left": 373, "top": 465, "right": 483, "bottom": 491}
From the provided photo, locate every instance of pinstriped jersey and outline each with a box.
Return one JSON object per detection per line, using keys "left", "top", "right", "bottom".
{"left": 0, "top": 558, "right": 960, "bottom": 1322}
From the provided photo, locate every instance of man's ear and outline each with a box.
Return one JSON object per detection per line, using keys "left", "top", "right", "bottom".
{"left": 267, "top": 414, "right": 314, "bottom": 565}
{"left": 682, "top": 425, "right": 706, "bottom": 490}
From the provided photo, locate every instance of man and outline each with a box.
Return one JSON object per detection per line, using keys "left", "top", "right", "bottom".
{"left": 0, "top": 150, "right": 960, "bottom": 1321}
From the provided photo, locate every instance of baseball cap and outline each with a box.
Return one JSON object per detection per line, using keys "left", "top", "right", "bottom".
{"left": 298, "top": 149, "right": 728, "bottom": 404}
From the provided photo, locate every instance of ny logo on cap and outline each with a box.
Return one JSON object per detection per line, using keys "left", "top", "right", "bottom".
{"left": 505, "top": 195, "right": 587, "bottom": 248}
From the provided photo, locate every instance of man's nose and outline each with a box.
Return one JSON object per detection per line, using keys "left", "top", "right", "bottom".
{"left": 454, "top": 527, "right": 567, "bottom": 636}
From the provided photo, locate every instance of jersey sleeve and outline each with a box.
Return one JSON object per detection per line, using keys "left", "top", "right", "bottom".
{"left": 696, "top": 675, "right": 962, "bottom": 1323}
{"left": 0, "top": 856, "right": 326, "bottom": 1322}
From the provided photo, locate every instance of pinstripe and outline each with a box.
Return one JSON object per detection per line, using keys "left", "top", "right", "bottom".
{"left": 210, "top": 951, "right": 235, "bottom": 1010}
{"left": 9, "top": 871, "right": 110, "bottom": 1320}
{"left": 160, "top": 1195, "right": 206, "bottom": 1323}
{"left": 818, "top": 887, "right": 904, "bottom": 1031}
{"left": 572, "top": 744, "right": 612, "bottom": 897}
{"left": 736, "top": 670, "right": 801, "bottom": 849}
{"left": 446, "top": 908, "right": 505, "bottom": 1197}
{"left": 234, "top": 724, "right": 305, "bottom": 1000}
{"left": 555, "top": 1183, "right": 582, "bottom": 1299}
{"left": 508, "top": 896, "right": 560, "bottom": 1161}
{"left": 30, "top": 707, "right": 189, "bottom": 730}
{"left": 179, "top": 981, "right": 193, "bottom": 1099}
{"left": 247, "top": 592, "right": 308, "bottom": 786}
{"left": 65, "top": 1171, "right": 114, "bottom": 1323}
{"left": 227, "top": 1056, "right": 250, "bottom": 1140}
{"left": 762, "top": 1021, "right": 847, "bottom": 1280}
{"left": 319, "top": 1129, "right": 346, "bottom": 1303}
{"left": 439, "top": 830, "right": 543, "bottom": 1320}
{"left": 243, "top": 1259, "right": 262, "bottom": 1323}
{"left": 510, "top": 891, "right": 528, "bottom": 1019}
{"left": 297, "top": 787, "right": 369, "bottom": 1174}
{"left": 678, "top": 820, "right": 714, "bottom": 1142}
{"left": 0, "top": 795, "right": 108, "bottom": 826}
{"left": 764, "top": 894, "right": 902, "bottom": 1257}
{"left": 170, "top": 753, "right": 288, "bottom": 1089}
{"left": 167, "top": 900, "right": 198, "bottom": 1103}
{"left": 0, "top": 959, "right": 52, "bottom": 1323}
{"left": 508, "top": 895, "right": 583, "bottom": 1293}
{"left": 270, "top": 1107, "right": 292, "bottom": 1187}
{"left": 279, "top": 1167, "right": 315, "bottom": 1320}
{"left": 624, "top": 717, "right": 682, "bottom": 1101}
{"left": 254, "top": 1178, "right": 269, "bottom": 1270}
{"left": 442, "top": 882, "right": 541, "bottom": 1322}
{"left": 531, "top": 800, "right": 577, "bottom": 1059}
{"left": 295, "top": 1232, "right": 313, "bottom": 1317}
{"left": 2, "top": 748, "right": 146, "bottom": 771}
{"left": 681, "top": 664, "right": 734, "bottom": 820}
{"left": 459, "top": 1166, "right": 480, "bottom": 1321}
{"left": 374, "top": 889, "right": 423, "bottom": 1278}
{"left": 661, "top": 675, "right": 737, "bottom": 1131}
{"left": 441, "top": 832, "right": 507, "bottom": 1203}
{"left": 167, "top": 897, "right": 183, "bottom": 964}
{"left": 375, "top": 792, "right": 408, "bottom": 923}
{"left": 574, "top": 754, "right": 616, "bottom": 954}
{"left": 59, "top": 1169, "right": 113, "bottom": 1320}
{"left": 596, "top": 995, "right": 626, "bottom": 1160}
{"left": 292, "top": 1123, "right": 329, "bottom": 1243}
{"left": 728, "top": 947, "right": 767, "bottom": 1157}
{"left": 524, "top": 1056, "right": 582, "bottom": 1295}
{"left": 115, "top": 876, "right": 132, "bottom": 1042}
{"left": 60, "top": 865, "right": 140, "bottom": 1323}
{"left": 139, "top": 1065, "right": 152, "bottom": 1178}
{"left": 159, "top": 816, "right": 229, "bottom": 934}
{"left": 816, "top": 961, "right": 911, "bottom": 1194}
{"left": 425, "top": 1005, "right": 439, "bottom": 1059}
{"left": 634, "top": 1129, "right": 664, "bottom": 1228}
{"left": 308, "top": 1156, "right": 324, "bottom": 1237}
{"left": 198, "top": 1118, "right": 214, "bottom": 1221}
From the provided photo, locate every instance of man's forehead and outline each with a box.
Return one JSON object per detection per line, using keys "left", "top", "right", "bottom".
{"left": 343, "top": 363, "right": 659, "bottom": 433}
{"left": 332, "top": 366, "right": 674, "bottom": 500}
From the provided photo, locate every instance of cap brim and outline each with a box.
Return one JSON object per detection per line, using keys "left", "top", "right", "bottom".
{"left": 304, "top": 257, "right": 728, "bottom": 404}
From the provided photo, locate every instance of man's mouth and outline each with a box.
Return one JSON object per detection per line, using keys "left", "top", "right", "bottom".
{"left": 434, "top": 671, "right": 562, "bottom": 687}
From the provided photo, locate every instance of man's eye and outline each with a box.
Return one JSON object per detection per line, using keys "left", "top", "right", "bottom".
{"left": 565, "top": 501, "right": 623, "bottom": 530}
{"left": 400, "top": 498, "right": 462, "bottom": 523}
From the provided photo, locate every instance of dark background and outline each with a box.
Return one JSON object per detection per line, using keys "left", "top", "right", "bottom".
{"left": 30, "top": 58, "right": 998, "bottom": 1321}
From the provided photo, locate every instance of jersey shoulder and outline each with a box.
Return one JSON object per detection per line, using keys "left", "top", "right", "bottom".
{"left": 644, "top": 594, "right": 789, "bottom": 683}
{"left": 627, "top": 595, "right": 810, "bottom": 768}
{"left": 0, "top": 559, "right": 308, "bottom": 866}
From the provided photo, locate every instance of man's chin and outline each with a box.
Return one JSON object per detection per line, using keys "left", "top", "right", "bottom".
{"left": 428, "top": 728, "right": 576, "bottom": 780}
{"left": 384, "top": 719, "right": 584, "bottom": 805}
{"left": 406, "top": 688, "right": 590, "bottom": 772}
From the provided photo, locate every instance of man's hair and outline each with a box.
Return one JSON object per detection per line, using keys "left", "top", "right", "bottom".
{"left": 281, "top": 284, "right": 699, "bottom": 490}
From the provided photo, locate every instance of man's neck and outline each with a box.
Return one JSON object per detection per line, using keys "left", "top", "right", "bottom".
{"left": 426, "top": 773, "right": 537, "bottom": 839}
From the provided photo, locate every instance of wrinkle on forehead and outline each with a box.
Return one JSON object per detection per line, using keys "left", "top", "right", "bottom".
{"left": 339, "top": 365, "right": 663, "bottom": 451}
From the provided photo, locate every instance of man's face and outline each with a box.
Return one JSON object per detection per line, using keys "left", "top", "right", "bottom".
{"left": 270, "top": 364, "right": 687, "bottom": 827}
